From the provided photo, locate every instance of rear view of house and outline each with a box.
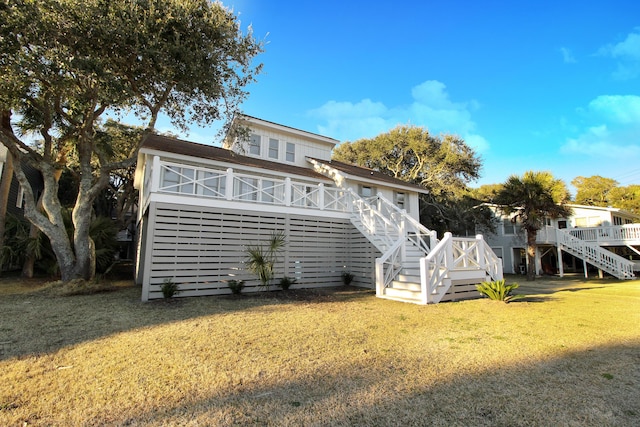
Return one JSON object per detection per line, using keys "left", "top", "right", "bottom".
{"left": 134, "top": 116, "right": 502, "bottom": 303}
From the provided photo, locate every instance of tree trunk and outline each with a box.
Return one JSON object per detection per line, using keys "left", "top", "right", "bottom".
{"left": 526, "top": 230, "right": 537, "bottom": 281}
{"left": 0, "top": 151, "right": 14, "bottom": 267}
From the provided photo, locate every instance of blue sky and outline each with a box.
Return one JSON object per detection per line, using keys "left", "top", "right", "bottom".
{"left": 157, "top": 0, "right": 640, "bottom": 191}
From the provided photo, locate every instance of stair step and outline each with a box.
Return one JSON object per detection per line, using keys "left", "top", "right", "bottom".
{"left": 391, "top": 280, "right": 421, "bottom": 291}
{"left": 384, "top": 287, "right": 421, "bottom": 301}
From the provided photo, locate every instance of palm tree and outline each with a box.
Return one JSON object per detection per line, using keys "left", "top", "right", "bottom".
{"left": 495, "top": 171, "right": 572, "bottom": 280}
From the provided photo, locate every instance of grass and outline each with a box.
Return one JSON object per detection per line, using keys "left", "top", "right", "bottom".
{"left": 0, "top": 274, "right": 639, "bottom": 426}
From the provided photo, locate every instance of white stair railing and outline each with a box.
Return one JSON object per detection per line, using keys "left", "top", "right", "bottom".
{"left": 557, "top": 229, "right": 635, "bottom": 279}
{"left": 350, "top": 190, "right": 505, "bottom": 303}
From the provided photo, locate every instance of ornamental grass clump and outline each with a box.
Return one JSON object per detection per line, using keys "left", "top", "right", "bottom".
{"left": 476, "top": 279, "right": 523, "bottom": 302}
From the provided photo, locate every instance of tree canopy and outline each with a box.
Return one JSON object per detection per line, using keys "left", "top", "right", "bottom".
{"left": 0, "top": 0, "right": 263, "bottom": 281}
{"left": 332, "top": 125, "right": 481, "bottom": 196}
{"left": 494, "top": 171, "right": 572, "bottom": 280}
{"left": 332, "top": 125, "right": 488, "bottom": 235}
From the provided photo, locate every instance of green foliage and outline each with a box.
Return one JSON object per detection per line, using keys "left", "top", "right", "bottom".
{"left": 476, "top": 279, "right": 522, "bottom": 302}
{"left": 572, "top": 175, "right": 618, "bottom": 207}
{"left": 341, "top": 271, "right": 355, "bottom": 285}
{"left": 227, "top": 279, "right": 245, "bottom": 295}
{"left": 245, "top": 231, "right": 287, "bottom": 290}
{"left": 494, "top": 171, "right": 572, "bottom": 280}
{"left": 0, "top": 0, "right": 263, "bottom": 281}
{"left": 332, "top": 125, "right": 482, "bottom": 197}
{"left": 0, "top": 212, "right": 119, "bottom": 276}
{"left": 278, "top": 276, "right": 297, "bottom": 290}
{"left": 161, "top": 278, "right": 179, "bottom": 299}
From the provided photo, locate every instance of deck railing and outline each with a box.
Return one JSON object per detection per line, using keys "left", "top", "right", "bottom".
{"left": 147, "top": 160, "right": 353, "bottom": 213}
{"left": 557, "top": 229, "right": 635, "bottom": 279}
{"left": 568, "top": 224, "right": 640, "bottom": 245}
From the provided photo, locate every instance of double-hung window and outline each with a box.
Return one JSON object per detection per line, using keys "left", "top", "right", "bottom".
{"left": 285, "top": 142, "right": 295, "bottom": 162}
{"left": 249, "top": 134, "right": 261, "bottom": 155}
{"left": 268, "top": 138, "right": 279, "bottom": 159}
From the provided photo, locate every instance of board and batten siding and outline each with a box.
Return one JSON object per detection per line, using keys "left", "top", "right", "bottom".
{"left": 140, "top": 202, "right": 380, "bottom": 300}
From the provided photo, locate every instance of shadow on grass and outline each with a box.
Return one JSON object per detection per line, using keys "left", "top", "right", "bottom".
{"left": 0, "top": 281, "right": 374, "bottom": 360}
{"left": 100, "top": 342, "right": 640, "bottom": 426}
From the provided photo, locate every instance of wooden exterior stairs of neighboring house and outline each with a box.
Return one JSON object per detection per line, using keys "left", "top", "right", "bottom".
{"left": 555, "top": 226, "right": 637, "bottom": 280}
{"left": 350, "top": 190, "right": 504, "bottom": 304}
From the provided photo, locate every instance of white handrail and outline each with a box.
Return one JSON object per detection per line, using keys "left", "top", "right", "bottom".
{"left": 557, "top": 229, "right": 635, "bottom": 279}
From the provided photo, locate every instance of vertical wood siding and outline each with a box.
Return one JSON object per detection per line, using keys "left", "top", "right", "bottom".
{"left": 142, "top": 202, "right": 379, "bottom": 300}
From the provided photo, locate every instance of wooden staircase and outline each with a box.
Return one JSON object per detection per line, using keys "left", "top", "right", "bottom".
{"left": 557, "top": 228, "right": 635, "bottom": 279}
{"left": 349, "top": 191, "right": 502, "bottom": 304}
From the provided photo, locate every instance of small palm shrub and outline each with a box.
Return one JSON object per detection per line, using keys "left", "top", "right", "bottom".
{"left": 245, "top": 230, "right": 286, "bottom": 289}
{"left": 278, "top": 276, "right": 297, "bottom": 290}
{"left": 476, "top": 279, "right": 522, "bottom": 303}
{"left": 341, "top": 271, "right": 355, "bottom": 285}
{"left": 227, "top": 279, "right": 245, "bottom": 295}
{"left": 161, "top": 278, "right": 180, "bottom": 299}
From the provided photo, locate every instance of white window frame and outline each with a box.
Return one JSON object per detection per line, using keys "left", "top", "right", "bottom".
{"left": 285, "top": 142, "right": 295, "bottom": 162}
{"left": 394, "top": 191, "right": 406, "bottom": 211}
{"left": 249, "top": 134, "right": 261, "bottom": 156}
{"left": 268, "top": 138, "right": 279, "bottom": 160}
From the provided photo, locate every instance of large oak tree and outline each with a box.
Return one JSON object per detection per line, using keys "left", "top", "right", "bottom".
{"left": 0, "top": 0, "right": 262, "bottom": 281}
{"left": 332, "top": 125, "right": 488, "bottom": 235}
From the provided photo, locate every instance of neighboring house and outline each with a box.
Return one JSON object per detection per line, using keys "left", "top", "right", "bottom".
{"left": 0, "top": 144, "right": 44, "bottom": 218}
{"left": 133, "top": 115, "right": 502, "bottom": 303}
{"left": 482, "top": 203, "right": 640, "bottom": 279}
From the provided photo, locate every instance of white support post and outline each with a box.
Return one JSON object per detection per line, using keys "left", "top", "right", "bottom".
{"left": 476, "top": 234, "right": 485, "bottom": 270}
{"left": 150, "top": 156, "right": 160, "bottom": 193}
{"left": 430, "top": 230, "right": 438, "bottom": 250}
{"left": 318, "top": 183, "right": 325, "bottom": 210}
{"left": 444, "top": 232, "right": 453, "bottom": 273}
{"left": 284, "top": 177, "right": 292, "bottom": 207}
{"left": 375, "top": 259, "right": 384, "bottom": 297}
{"left": 557, "top": 247, "right": 564, "bottom": 277}
{"left": 225, "top": 168, "right": 234, "bottom": 201}
{"left": 420, "top": 257, "right": 429, "bottom": 304}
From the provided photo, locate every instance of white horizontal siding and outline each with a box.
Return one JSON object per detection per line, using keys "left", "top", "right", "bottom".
{"left": 141, "top": 202, "right": 379, "bottom": 300}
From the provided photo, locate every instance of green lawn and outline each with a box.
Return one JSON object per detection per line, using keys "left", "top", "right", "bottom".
{"left": 0, "top": 275, "right": 639, "bottom": 426}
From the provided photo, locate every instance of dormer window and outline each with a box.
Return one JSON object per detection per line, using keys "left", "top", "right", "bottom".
{"left": 249, "top": 134, "right": 261, "bottom": 155}
{"left": 286, "top": 142, "right": 295, "bottom": 162}
{"left": 268, "top": 138, "right": 279, "bottom": 159}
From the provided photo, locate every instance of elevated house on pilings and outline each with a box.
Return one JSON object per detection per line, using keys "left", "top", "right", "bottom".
{"left": 133, "top": 115, "right": 502, "bottom": 303}
{"left": 483, "top": 204, "right": 640, "bottom": 279}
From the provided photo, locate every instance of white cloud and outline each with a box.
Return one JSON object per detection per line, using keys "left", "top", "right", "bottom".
{"left": 561, "top": 95, "right": 640, "bottom": 158}
{"left": 307, "top": 80, "right": 489, "bottom": 152}
{"left": 559, "top": 47, "right": 576, "bottom": 64}
{"left": 598, "top": 28, "right": 640, "bottom": 79}
{"left": 587, "top": 95, "right": 640, "bottom": 124}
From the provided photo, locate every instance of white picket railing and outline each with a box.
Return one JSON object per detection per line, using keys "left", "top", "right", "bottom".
{"left": 353, "top": 192, "right": 503, "bottom": 303}
{"left": 557, "top": 229, "right": 635, "bottom": 279}
{"left": 568, "top": 224, "right": 640, "bottom": 245}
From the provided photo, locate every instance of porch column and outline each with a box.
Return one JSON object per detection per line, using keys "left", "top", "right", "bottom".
{"left": 318, "top": 183, "right": 325, "bottom": 210}
{"left": 476, "top": 235, "right": 485, "bottom": 270}
{"left": 557, "top": 247, "right": 564, "bottom": 277}
{"left": 225, "top": 168, "right": 234, "bottom": 201}
{"left": 284, "top": 177, "right": 292, "bottom": 207}
{"left": 150, "top": 156, "right": 161, "bottom": 193}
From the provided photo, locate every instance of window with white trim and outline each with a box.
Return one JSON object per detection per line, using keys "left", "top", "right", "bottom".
{"left": 359, "top": 185, "right": 375, "bottom": 198}
{"left": 394, "top": 191, "right": 406, "bottom": 211}
{"left": 285, "top": 142, "right": 295, "bottom": 162}
{"left": 268, "top": 138, "right": 279, "bottom": 159}
{"left": 249, "top": 134, "right": 261, "bottom": 155}
{"left": 503, "top": 219, "right": 515, "bottom": 235}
